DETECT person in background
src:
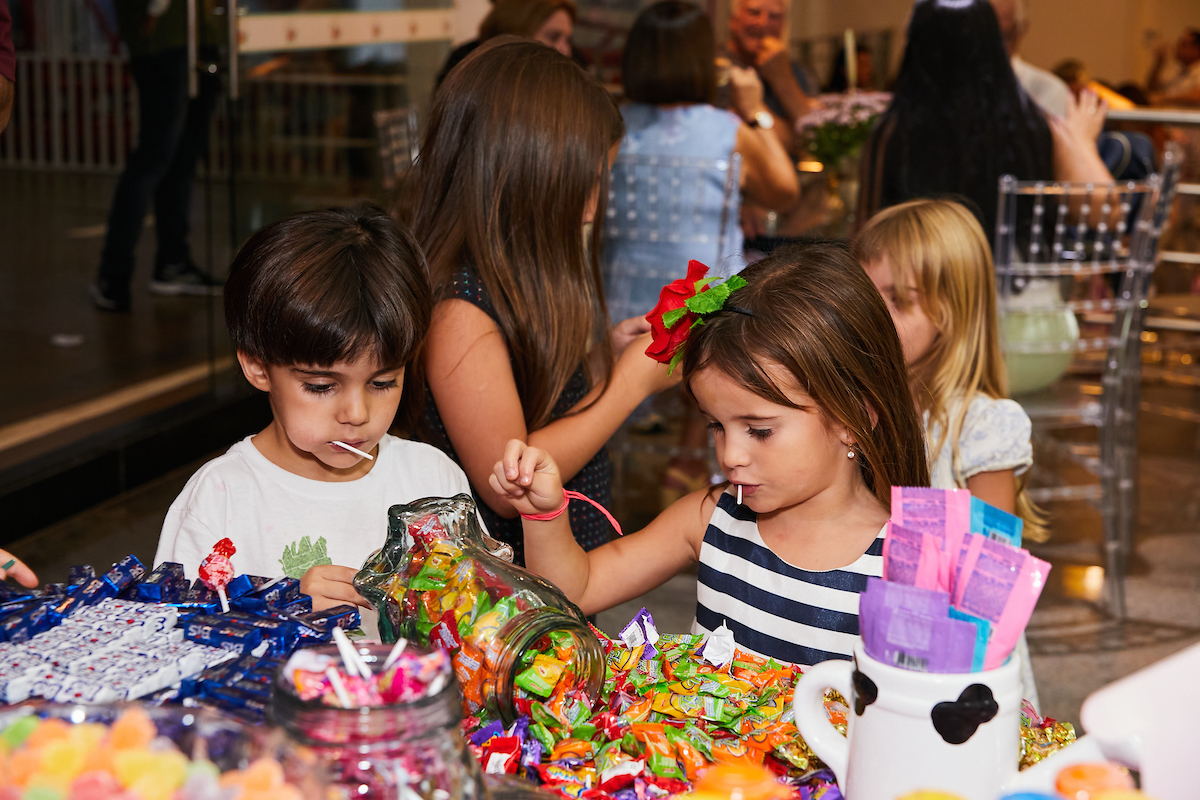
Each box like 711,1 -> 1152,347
823,43 -> 874,93
0,0 -> 14,134
401,40 -> 675,565
608,0 -> 797,323
1146,29 -> 1200,107
723,0 -> 816,150
435,0 -> 575,88
859,0 -> 1112,241
990,0 -> 1070,118
89,0 -> 223,312
607,0 -> 798,504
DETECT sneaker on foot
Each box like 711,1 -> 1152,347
89,281 -> 131,313
148,261 -> 223,296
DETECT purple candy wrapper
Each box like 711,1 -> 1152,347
521,738 -> 542,772
859,578 -> 976,673
618,607 -> 659,661
470,720 -> 505,746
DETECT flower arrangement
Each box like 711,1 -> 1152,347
796,91 -> 892,169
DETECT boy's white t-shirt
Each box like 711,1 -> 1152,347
155,433 -> 474,580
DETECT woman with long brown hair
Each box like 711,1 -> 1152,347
398,40 -> 675,564
435,0 -> 577,87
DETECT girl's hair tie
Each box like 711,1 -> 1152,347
643,260 -> 748,373
726,305 -> 755,317
520,490 -> 623,535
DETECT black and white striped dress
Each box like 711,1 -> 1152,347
691,490 -> 885,667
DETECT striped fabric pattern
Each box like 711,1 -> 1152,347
691,491 -> 885,666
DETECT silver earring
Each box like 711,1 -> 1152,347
847,449 -> 855,459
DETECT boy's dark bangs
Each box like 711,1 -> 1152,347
258,271 -> 413,369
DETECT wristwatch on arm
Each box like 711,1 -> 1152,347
745,109 -> 775,130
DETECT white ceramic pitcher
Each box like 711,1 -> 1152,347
791,643 -> 1022,800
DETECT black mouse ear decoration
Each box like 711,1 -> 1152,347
851,669 -> 878,716
930,683 -> 998,744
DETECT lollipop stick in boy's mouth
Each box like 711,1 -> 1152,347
332,441 -> 374,460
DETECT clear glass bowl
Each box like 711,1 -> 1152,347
354,495 -> 605,724
270,642 -> 487,800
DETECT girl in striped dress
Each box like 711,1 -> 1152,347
491,243 -> 930,667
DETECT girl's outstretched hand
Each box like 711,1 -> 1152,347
490,440 -> 566,518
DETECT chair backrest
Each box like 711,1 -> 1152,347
373,107 -> 419,190
604,152 -> 743,276
993,145 -> 1183,396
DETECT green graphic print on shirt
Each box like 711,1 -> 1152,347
280,535 -> 333,579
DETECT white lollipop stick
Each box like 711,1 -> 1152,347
325,666 -> 352,708
382,638 -> 409,671
257,574 -> 287,593
332,627 -> 372,680
217,587 -> 230,614
737,484 -> 742,506
332,441 -> 374,460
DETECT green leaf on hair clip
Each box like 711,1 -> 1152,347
662,306 -> 689,330
686,275 -> 748,316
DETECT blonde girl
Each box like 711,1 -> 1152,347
854,198 -> 1045,540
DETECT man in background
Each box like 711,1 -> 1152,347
991,0 -> 1070,117
89,0 -> 222,312
0,0 -> 14,134
724,0 -> 815,149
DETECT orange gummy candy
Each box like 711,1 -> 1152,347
25,718 -> 71,749
110,708 -> 156,750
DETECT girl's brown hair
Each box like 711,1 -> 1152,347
479,0 -> 576,40
397,39 -> 624,430
682,241 -> 930,508
853,198 -> 1046,540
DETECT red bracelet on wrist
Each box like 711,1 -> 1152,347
519,489 -> 624,536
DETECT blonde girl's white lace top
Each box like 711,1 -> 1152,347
924,394 -> 1033,489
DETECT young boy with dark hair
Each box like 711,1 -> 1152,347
155,205 -> 472,611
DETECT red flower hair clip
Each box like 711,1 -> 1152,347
644,260 -> 748,373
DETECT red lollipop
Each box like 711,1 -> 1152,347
200,537 -> 237,612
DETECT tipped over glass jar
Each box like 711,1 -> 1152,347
354,495 -> 605,726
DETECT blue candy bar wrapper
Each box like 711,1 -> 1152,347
68,565 -> 96,586
224,574 -> 267,601
276,595 -> 313,616
0,601 -> 59,643
137,562 -> 187,603
0,581 -> 36,602
295,605 -> 361,637
200,683 -> 269,716
969,496 -> 1023,548
160,580 -> 193,604
104,555 -> 146,592
222,610 -> 301,658
230,577 -> 302,613
949,606 -> 992,672
55,577 -> 117,617
42,583 -> 71,598
184,616 -> 263,654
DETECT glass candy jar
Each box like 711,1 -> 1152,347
354,494 -> 605,725
271,642 -> 487,800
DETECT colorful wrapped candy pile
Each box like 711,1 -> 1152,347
0,706 -> 306,800
464,609 -> 842,799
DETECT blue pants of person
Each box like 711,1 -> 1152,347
97,47 -> 218,302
